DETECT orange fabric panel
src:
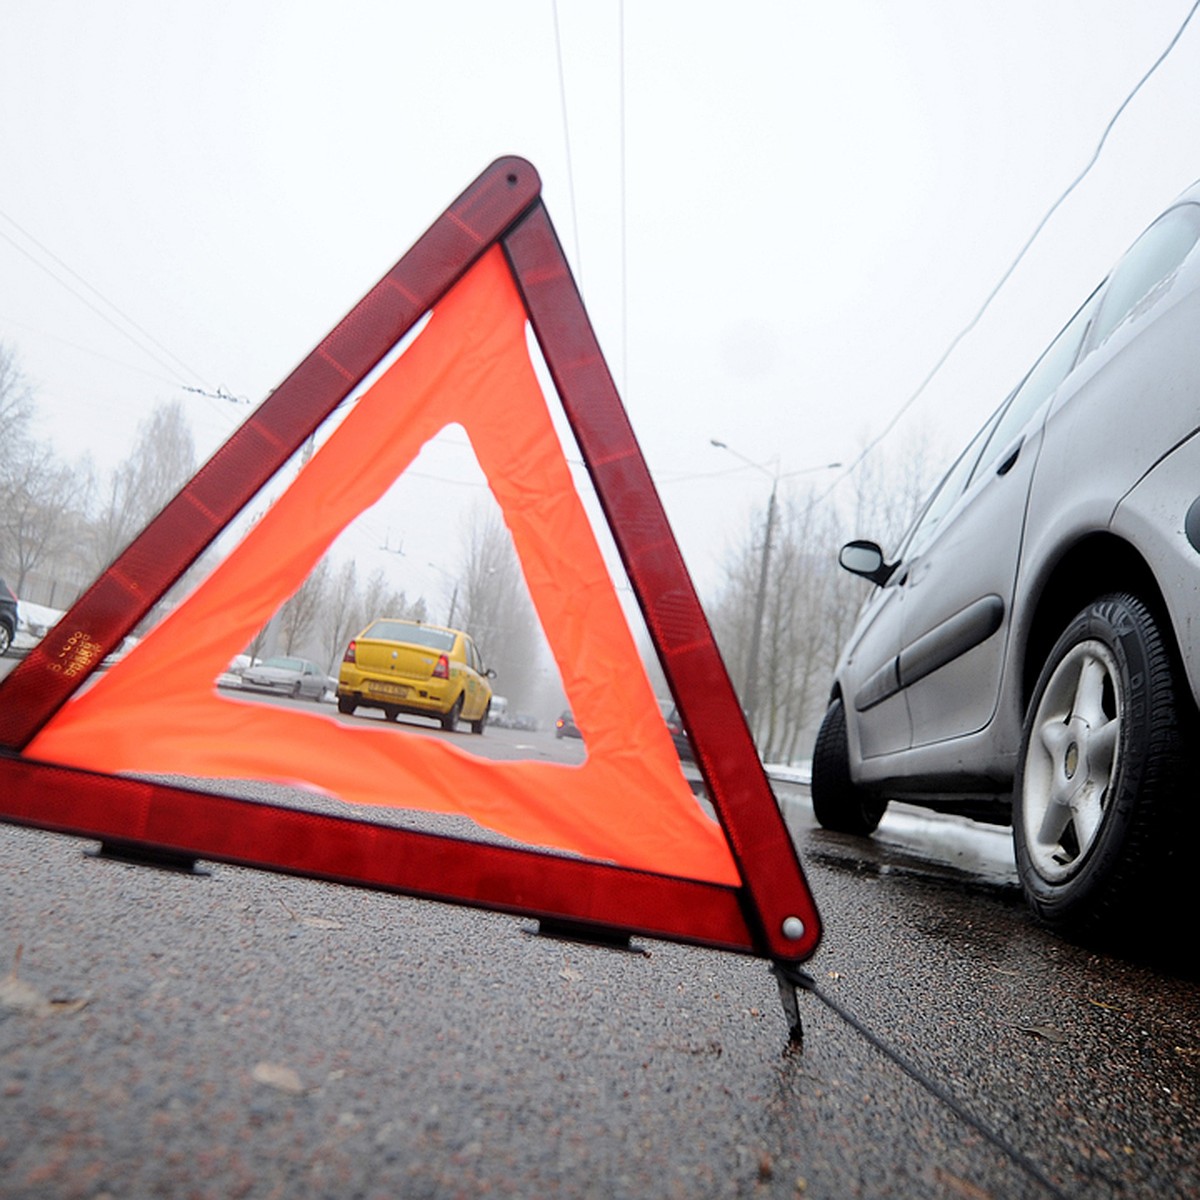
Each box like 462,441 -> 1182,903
28,248 -> 739,887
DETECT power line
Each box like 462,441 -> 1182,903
654,463 -> 770,486
0,312 -> 183,391
618,0 -> 629,401
824,0 -> 1200,499
551,0 -> 585,288
181,385 -> 250,407
549,2 -> 629,397
0,208 -> 215,391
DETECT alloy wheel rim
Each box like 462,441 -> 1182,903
1021,639 -> 1122,883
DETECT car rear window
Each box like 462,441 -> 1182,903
1086,202 -> 1200,352
364,621 -> 456,651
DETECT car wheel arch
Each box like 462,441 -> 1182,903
1013,590 -> 1192,940
1019,533 -> 1175,712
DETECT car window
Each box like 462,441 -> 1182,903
899,414 -> 1000,562
1084,202 -> 1200,354
968,287 -> 1101,486
365,620 -> 456,651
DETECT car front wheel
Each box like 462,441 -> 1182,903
1013,593 -> 1189,941
0,624 -> 11,656
811,698 -> 888,836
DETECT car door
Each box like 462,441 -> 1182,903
838,568 -> 913,759
899,291 -> 1100,748
461,636 -> 484,717
843,412 -> 1001,759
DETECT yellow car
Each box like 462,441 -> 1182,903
337,618 -> 494,733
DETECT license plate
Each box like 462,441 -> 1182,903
369,681 -> 408,698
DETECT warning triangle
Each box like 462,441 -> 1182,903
0,158 -> 821,964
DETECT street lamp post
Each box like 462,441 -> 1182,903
427,562 -> 459,626
710,440 -> 841,747
743,475 -> 777,737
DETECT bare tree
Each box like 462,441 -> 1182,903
0,342 -> 33,436
455,504 -> 540,708
709,490 -> 837,760
87,399 -> 197,572
847,424 -> 939,557
244,624 -> 271,665
707,428 -> 942,762
277,556 -> 331,655
0,438 -> 90,595
756,495 -> 841,762
350,568 -> 425,634
319,558 -> 361,672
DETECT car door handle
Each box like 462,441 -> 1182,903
996,437 -> 1024,476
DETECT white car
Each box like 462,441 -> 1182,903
814,180 -> 1200,943
239,655 -> 334,702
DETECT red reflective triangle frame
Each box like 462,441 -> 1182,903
0,158 -> 820,963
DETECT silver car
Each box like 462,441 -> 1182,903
239,655 -> 333,701
813,180 -> 1200,943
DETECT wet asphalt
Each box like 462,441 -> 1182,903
2,761 -> 1198,1200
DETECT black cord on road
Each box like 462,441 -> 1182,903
775,964 -> 1074,1200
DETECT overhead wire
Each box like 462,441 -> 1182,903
552,2 -> 628,395
820,0 -> 1200,503
0,208 -> 250,442
618,0 -> 629,401
551,0 -> 585,288
0,208 -> 215,392
549,16 -> 1113,1180
0,312 -> 184,391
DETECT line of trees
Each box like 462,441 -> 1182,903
453,504 -> 543,710
250,556 -> 428,675
1,343 -> 202,604
0,341 -> 432,675
705,433 -> 937,761
2,337 -> 940,749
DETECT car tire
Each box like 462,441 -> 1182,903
0,623 -> 11,656
337,695 -> 358,716
441,693 -> 464,732
471,703 -> 489,735
1013,592 -> 1189,942
811,698 -> 888,836
383,705 -> 400,722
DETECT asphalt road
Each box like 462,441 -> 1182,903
2,693 -> 1198,1199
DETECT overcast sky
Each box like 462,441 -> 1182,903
3,1 -> 1199,608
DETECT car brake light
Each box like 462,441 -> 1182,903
343,640 -> 357,664
432,654 -> 450,679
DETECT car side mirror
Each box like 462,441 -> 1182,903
485,668 -> 497,679
839,540 -> 896,587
